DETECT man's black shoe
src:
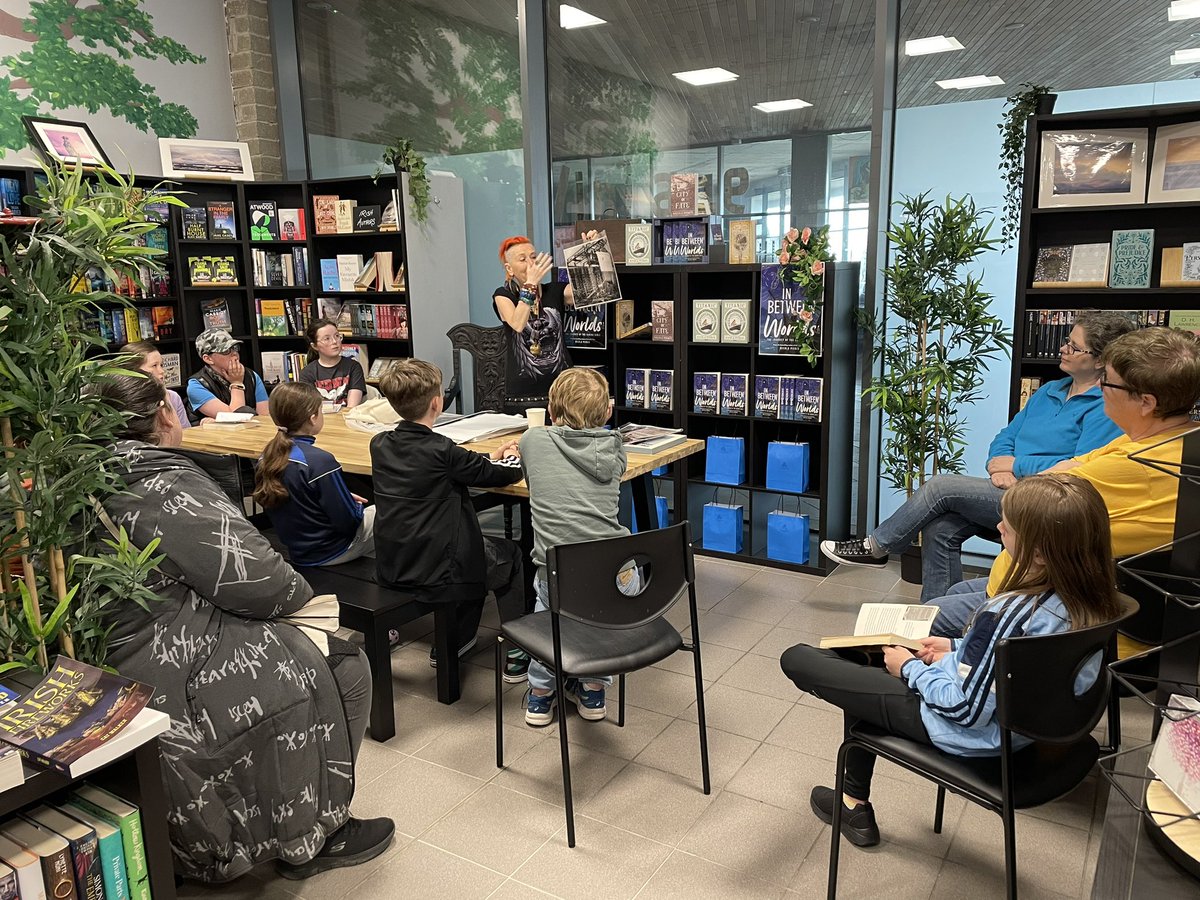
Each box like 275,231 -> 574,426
275,816 -> 396,880
810,786 -> 881,848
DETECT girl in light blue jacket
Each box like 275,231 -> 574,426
782,474 -> 1121,847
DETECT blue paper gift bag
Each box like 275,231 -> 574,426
704,436 -> 746,485
703,501 -> 744,553
630,496 -> 670,533
766,441 -> 810,493
767,510 -> 810,564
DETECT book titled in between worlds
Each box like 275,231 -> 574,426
0,657 -> 152,776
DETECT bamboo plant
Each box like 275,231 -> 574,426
862,192 -> 1011,499
0,162 -> 179,673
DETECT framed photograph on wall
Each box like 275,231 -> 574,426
1037,129 -> 1149,208
159,138 -> 254,182
22,116 -> 112,170
1148,121 -> 1200,203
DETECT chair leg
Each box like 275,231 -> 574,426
691,648 -> 711,795
828,742 -> 851,900
1002,804 -> 1018,900
495,637 -> 504,769
1103,681 -> 1122,755
554,666 -> 576,847
933,786 -> 946,834
617,674 -> 626,728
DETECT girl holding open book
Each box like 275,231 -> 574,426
780,474 -> 1121,848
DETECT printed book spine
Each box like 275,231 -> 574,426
63,805 -> 129,900
67,789 -> 148,900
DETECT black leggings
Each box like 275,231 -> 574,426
780,644 -> 934,800
327,642 -> 371,764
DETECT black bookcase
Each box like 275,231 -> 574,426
1009,100 -> 1200,415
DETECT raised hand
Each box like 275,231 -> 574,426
526,252 -> 554,286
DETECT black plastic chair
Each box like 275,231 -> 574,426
494,521 -> 711,847
826,593 -> 1137,900
170,447 -> 253,508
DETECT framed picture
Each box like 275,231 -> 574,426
159,138 -> 254,182
21,116 -> 112,170
1148,121 -> 1200,203
1037,129 -> 1149,208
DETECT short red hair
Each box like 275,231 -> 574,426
499,235 -> 532,263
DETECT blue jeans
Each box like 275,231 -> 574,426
527,579 -> 615,693
924,577 -> 989,638
872,475 -> 1004,602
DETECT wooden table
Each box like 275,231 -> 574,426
181,414 -> 703,525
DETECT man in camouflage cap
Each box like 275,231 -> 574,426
187,328 -> 271,420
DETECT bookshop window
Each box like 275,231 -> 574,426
722,139 -> 792,262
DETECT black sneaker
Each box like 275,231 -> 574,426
809,786 -> 880,848
503,648 -> 531,684
820,538 -> 888,569
275,816 -> 396,880
429,635 -> 479,667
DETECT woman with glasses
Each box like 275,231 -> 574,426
298,318 -> 365,410
823,309 -> 1134,601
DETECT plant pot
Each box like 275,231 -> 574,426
900,545 -> 923,585
1036,93 -> 1057,116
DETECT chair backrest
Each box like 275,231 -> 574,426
446,322 -> 507,412
546,521 -> 695,629
995,593 -> 1138,743
170,447 -> 250,507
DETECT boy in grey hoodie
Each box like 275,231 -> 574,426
519,367 -> 630,726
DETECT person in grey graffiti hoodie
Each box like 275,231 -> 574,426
518,367 -> 631,726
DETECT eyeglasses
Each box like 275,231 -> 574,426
1061,340 -> 1096,356
1099,377 -> 1140,394
316,334 -> 343,345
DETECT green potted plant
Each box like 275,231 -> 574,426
998,82 -> 1055,250
862,193 -> 1011,582
380,138 -> 431,225
0,162 -> 179,673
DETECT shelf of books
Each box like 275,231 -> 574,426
1011,100 -> 1200,414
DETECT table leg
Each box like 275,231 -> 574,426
433,605 -> 462,705
363,622 -> 396,741
630,473 -> 659,530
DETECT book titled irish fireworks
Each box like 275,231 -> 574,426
0,657 -> 154,777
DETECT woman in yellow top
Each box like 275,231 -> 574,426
927,326 -> 1200,637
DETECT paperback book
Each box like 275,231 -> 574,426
754,375 -> 781,419
669,173 -> 698,217
181,206 -> 207,240
625,223 -> 652,266
1161,244 -> 1200,286
248,200 -> 279,240
201,298 -> 232,331
719,373 -> 748,416
279,207 -> 306,241
720,299 -> 752,344
617,423 -> 686,454
651,300 -> 674,342
563,305 -> 607,349
1109,228 -> 1154,289
205,201 -> 236,240
729,219 -> 756,264
624,367 -> 649,408
819,603 -> 941,652
692,299 -> 721,342
649,369 -> 674,411
68,784 -> 150,900
759,265 -> 822,356
312,195 -> 339,234
693,372 -> 720,414
335,199 -> 358,233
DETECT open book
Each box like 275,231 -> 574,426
819,603 -> 940,652
432,411 -> 528,444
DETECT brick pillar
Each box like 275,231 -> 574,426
225,0 -> 283,180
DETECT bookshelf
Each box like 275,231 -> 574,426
1010,100 -> 1200,414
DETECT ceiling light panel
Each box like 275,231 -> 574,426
673,67 -> 739,86
559,5 -> 606,29
753,99 -> 814,112
904,35 -> 964,56
1169,1 -> 1200,21
936,75 -> 1005,90
1170,47 -> 1200,64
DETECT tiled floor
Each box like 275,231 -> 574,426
182,556 -> 1150,900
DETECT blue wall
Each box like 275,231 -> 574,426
882,79 -> 1200,557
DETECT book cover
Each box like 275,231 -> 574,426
669,173 -> 698,216
720,298 -> 752,344
279,207 -> 305,241
144,227 -> 168,253
624,367 -> 649,408
181,206 -> 208,240
616,299 -> 635,338
794,377 -> 823,423
649,369 -> 674,411
563,305 -> 607,349
1066,243 -> 1110,286
625,223 -> 652,266
384,303 -> 409,340
341,343 -> 370,381
758,265 -> 822,356
719,373 -> 748,416
1031,245 -> 1073,286
62,805 -> 128,900
1109,228 -> 1154,289
1170,309 -> 1200,337
0,861 -> 14,900
1185,242 -> 1200,282
67,785 -> 148,900
729,219 -> 756,265
212,256 -> 238,285
819,603 -> 939,652
651,299 -> 674,342
367,357 -> 405,380
0,177 -> 22,215
247,200 -> 279,240
319,258 -> 339,292
258,300 -> 289,336
187,256 -> 214,286
26,807 -> 104,900
336,254 -> 363,292
563,231 -> 622,308
0,833 -> 44,900
0,658 -> 152,776
679,220 -> 707,263
693,372 -> 720,414
692,299 -> 721,342
353,204 -> 382,233
379,193 -> 400,232
261,350 -> 288,385
754,375 -> 781,419
0,819 -> 75,900
201,298 -> 231,331
312,194 -> 339,234
335,199 -> 358,233
205,201 -> 236,240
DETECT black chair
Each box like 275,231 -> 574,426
494,521 -> 711,847
170,447 -> 254,509
826,593 -> 1137,900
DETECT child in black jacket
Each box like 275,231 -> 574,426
371,359 -> 527,665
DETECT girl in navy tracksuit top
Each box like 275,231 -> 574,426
253,381 -> 375,566
781,474 -> 1121,848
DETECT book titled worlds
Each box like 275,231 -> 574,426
0,657 -> 162,778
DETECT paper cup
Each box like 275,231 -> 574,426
526,407 -> 546,427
